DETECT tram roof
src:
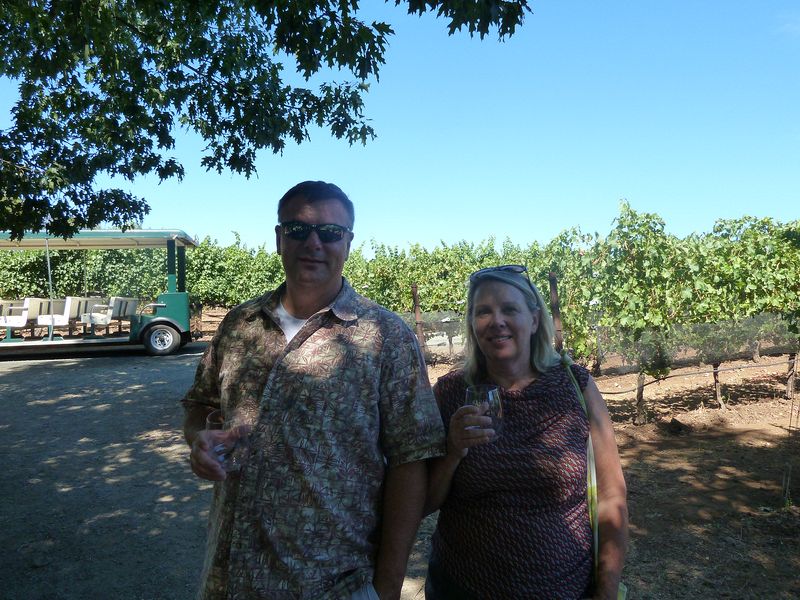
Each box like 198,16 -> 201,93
0,229 -> 198,250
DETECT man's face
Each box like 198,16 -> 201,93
275,196 -> 353,291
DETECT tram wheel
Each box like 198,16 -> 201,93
144,324 -> 180,356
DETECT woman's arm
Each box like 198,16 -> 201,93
584,377 -> 629,600
424,403 -> 494,515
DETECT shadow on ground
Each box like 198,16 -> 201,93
1,345 -> 210,600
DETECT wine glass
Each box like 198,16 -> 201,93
464,384 -> 503,439
205,409 -> 251,472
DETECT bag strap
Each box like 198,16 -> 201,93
561,351 -> 628,600
561,351 -> 600,583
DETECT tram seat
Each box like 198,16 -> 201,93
79,297 -> 111,332
119,297 -> 139,320
0,299 -> 23,317
0,297 -> 49,330
111,297 -> 139,332
78,297 -> 103,315
37,296 -> 83,332
43,298 -> 66,316
80,296 -> 138,334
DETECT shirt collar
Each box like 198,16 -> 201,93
258,277 -> 359,322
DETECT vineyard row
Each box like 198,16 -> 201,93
2,205 -> 799,380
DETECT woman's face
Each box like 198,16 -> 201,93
471,280 -> 540,372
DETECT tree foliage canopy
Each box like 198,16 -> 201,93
0,0 -> 530,239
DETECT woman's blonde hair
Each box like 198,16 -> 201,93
463,268 -> 560,384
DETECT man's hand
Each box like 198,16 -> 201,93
189,429 -> 230,481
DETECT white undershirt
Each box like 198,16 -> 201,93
274,300 -> 308,343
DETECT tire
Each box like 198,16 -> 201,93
179,331 -> 193,347
143,324 -> 181,356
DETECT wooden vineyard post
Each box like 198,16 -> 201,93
548,272 -> 563,353
411,283 -> 427,354
783,352 -> 798,505
713,361 -> 728,409
634,372 -> 648,425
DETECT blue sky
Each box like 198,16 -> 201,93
2,1 -> 799,253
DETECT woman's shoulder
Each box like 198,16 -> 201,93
540,359 -> 591,391
568,361 -> 591,388
432,368 -> 468,407
433,368 -> 467,391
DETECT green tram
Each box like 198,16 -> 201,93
0,229 -> 198,356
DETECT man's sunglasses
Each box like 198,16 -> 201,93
279,221 -> 352,243
469,264 -> 529,283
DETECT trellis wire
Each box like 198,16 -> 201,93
597,357 -> 794,395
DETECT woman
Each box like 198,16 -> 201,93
425,265 -> 627,599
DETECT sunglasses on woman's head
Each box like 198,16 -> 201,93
469,264 -> 540,309
469,264 -> 529,283
279,221 -> 352,243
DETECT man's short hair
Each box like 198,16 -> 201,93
277,181 -> 355,227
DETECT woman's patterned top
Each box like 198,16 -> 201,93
430,363 -> 593,599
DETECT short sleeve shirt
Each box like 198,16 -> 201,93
182,279 -> 445,599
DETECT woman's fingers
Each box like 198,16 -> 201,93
456,425 -> 495,445
452,405 -> 492,431
448,405 -> 495,455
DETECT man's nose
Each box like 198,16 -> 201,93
302,230 -> 323,248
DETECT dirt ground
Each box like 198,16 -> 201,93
2,345 -> 798,599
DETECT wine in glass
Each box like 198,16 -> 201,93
464,384 -> 503,439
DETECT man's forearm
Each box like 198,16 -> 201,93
373,460 -> 427,600
424,453 -> 461,515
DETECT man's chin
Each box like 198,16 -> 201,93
294,271 -> 329,285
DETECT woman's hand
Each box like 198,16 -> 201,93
447,403 -> 495,458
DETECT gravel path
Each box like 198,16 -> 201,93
2,345 -> 209,600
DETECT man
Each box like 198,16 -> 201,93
183,181 -> 445,600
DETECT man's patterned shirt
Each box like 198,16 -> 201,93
182,280 -> 445,599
